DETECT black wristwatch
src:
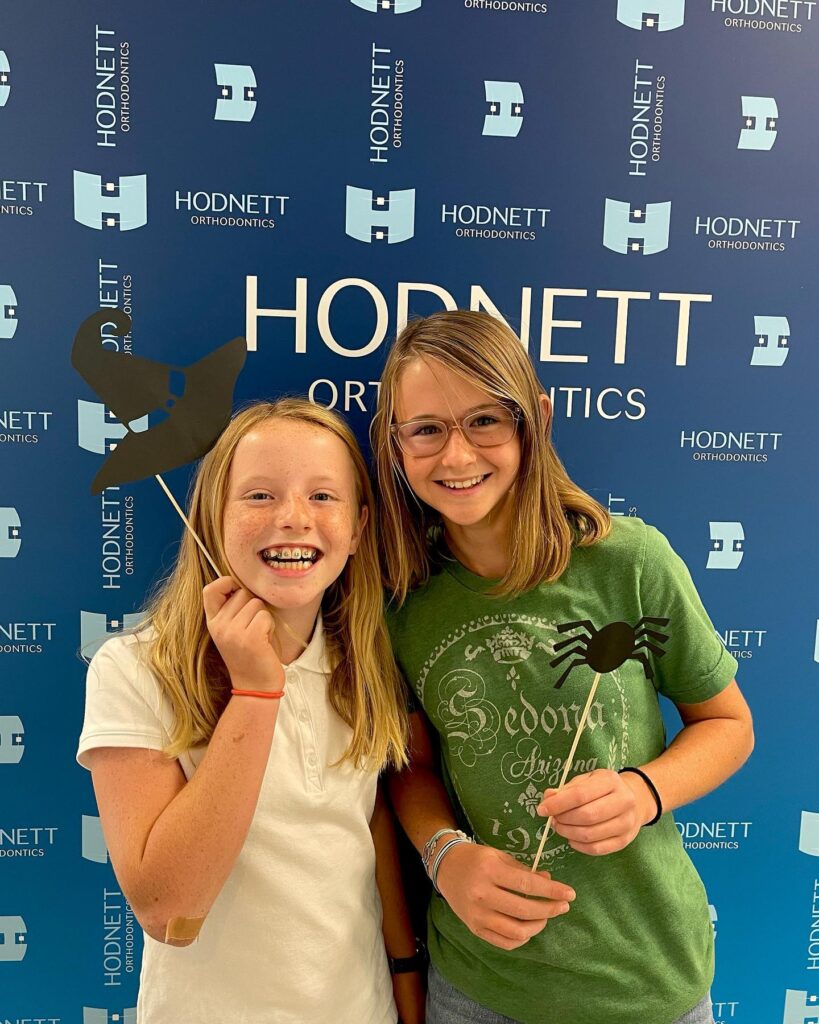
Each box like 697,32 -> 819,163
388,939 -> 427,975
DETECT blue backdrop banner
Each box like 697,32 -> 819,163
1,2 -> 818,1023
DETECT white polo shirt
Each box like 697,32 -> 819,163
77,619 -> 397,1024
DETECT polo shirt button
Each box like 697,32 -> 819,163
307,753 -> 317,768
299,710 -> 309,723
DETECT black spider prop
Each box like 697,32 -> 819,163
72,308 -> 246,493
550,617 -> 670,689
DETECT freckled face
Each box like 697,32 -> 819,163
394,358 -> 522,531
222,421 -> 366,613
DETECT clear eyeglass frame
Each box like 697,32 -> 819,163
390,403 -> 522,457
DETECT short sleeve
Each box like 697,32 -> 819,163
76,633 -> 172,769
639,525 -> 738,704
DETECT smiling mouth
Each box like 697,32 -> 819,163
436,474 -> 490,491
260,545 -> 322,570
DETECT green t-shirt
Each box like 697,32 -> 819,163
388,517 -> 738,1024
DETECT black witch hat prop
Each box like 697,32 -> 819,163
72,308 -> 247,494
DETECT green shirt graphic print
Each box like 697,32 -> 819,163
389,517 -> 738,1024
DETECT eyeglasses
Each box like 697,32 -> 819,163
391,404 -> 521,457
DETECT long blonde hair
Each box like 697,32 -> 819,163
371,310 -> 610,603
145,399 -> 408,769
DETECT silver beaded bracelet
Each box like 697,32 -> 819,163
421,827 -> 468,875
430,835 -> 473,894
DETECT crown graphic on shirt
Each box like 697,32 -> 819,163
485,626 -> 536,664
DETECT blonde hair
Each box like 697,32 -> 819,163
371,310 -> 611,603
144,398 -> 408,769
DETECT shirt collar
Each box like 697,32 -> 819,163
286,612 -> 329,676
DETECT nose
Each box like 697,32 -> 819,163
273,493 -> 312,532
439,425 -> 479,469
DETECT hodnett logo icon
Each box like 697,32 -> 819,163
707,522 -> 744,570
0,51 -> 9,107
81,610 -> 143,661
798,811 -> 819,856
738,96 -> 778,151
73,171 -> 148,231
752,315 -> 789,367
0,916 -> 27,961
707,904 -> 717,939
0,284 -> 18,339
0,715 -> 24,763
603,198 -> 671,254
214,64 -> 257,122
483,81 -> 524,137
350,0 -> 422,11
77,400 -> 149,455
616,0 -> 685,30
0,507 -> 21,558
82,814 -> 109,863
345,185 -> 415,243
783,990 -> 818,1024
83,1009 -> 137,1024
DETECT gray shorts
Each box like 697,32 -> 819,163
426,962 -> 714,1024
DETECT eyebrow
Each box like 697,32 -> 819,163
399,403 -> 501,422
235,474 -> 344,488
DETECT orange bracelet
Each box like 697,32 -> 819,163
231,688 -> 285,700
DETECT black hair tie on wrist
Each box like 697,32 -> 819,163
619,766 -> 663,826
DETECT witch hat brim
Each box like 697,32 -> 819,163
73,309 -> 176,425
72,309 -> 247,494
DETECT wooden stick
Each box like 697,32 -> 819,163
154,474 -> 221,576
531,671 -> 603,873
153,473 -> 307,652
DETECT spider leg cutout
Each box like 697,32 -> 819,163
552,632 -> 591,654
553,658 -> 589,690
557,619 -> 597,634
550,643 -> 589,668
633,638 -> 667,659
631,651 -> 655,680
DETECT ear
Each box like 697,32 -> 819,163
538,393 -> 553,434
349,504 -> 369,555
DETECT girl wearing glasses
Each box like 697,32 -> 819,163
371,311 -> 754,1024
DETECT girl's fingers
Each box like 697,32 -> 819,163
202,576 -> 239,619
231,596 -> 267,632
494,861 -> 576,904
489,888 -> 572,923
552,793 -> 628,827
553,812 -> 633,844
481,909 -> 563,945
537,770 -> 618,817
568,836 -> 629,857
213,585 -> 256,623
474,926 -> 529,952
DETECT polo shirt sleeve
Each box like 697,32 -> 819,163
638,524 -> 738,705
76,634 -> 171,769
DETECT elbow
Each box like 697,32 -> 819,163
736,708 -> 755,767
130,894 -> 204,947
744,718 -> 755,762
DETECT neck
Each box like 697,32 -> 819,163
270,599 -> 321,664
444,507 -> 512,580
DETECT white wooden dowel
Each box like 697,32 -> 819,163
531,671 -> 603,873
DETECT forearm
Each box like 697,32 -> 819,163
133,696 -> 280,936
387,763 -> 460,856
372,787 -> 417,958
639,715 -> 754,818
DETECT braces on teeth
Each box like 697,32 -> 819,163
262,547 -> 320,563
